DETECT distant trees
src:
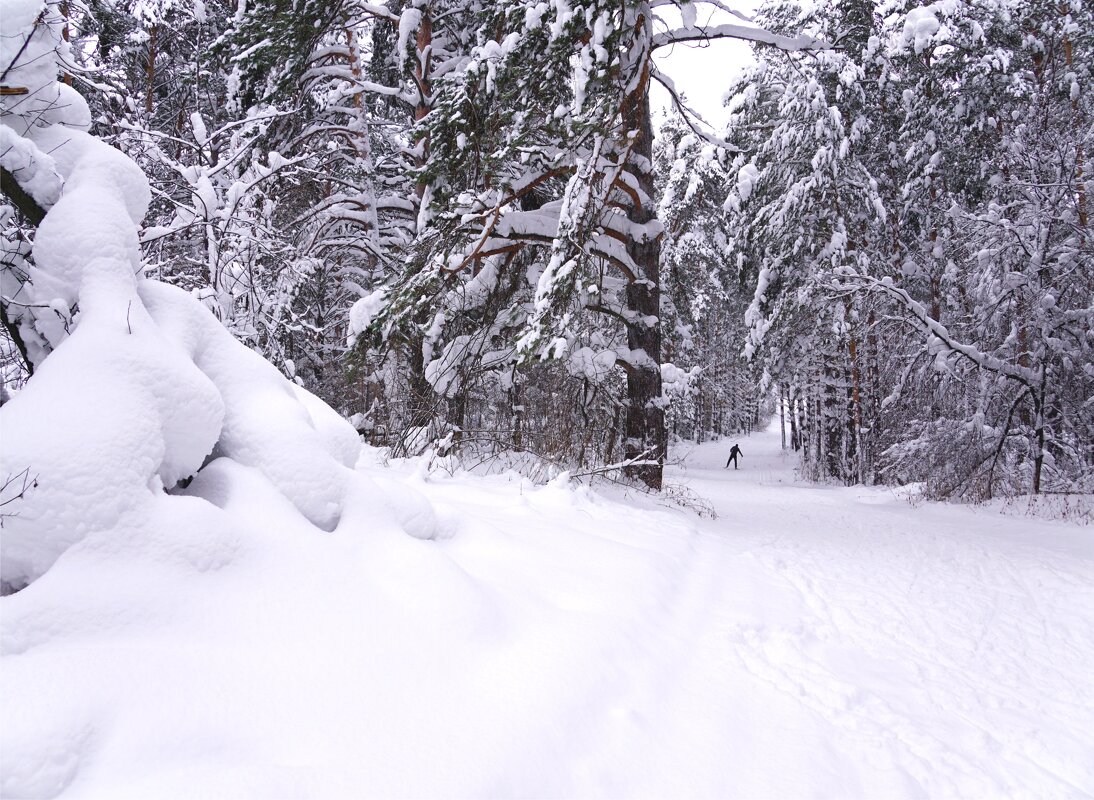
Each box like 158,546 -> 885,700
656,118 -> 760,441
716,0 -> 1093,497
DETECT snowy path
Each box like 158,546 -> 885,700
620,433 -> 1094,798
3,427 -> 1093,798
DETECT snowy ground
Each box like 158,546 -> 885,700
3,427 -> 1093,799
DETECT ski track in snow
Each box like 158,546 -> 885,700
2,427 -> 1093,799
615,436 -> 1094,799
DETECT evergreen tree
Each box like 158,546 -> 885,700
375,0 -> 824,488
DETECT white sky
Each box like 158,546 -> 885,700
650,3 -> 761,132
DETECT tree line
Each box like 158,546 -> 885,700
717,0 -> 1092,498
2,0 -> 1090,498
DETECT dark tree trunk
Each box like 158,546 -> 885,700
1032,375 -> 1046,494
789,392 -> 800,451
780,385 -> 787,450
510,381 -> 524,452
405,338 -> 433,429
619,49 -> 666,490
447,389 -> 465,444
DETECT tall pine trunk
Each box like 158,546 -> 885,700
619,25 -> 666,490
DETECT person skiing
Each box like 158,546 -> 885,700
725,443 -> 743,470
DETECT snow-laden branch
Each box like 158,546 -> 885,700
648,65 -> 739,151
845,274 -> 1042,388
651,23 -> 829,52
650,0 -> 755,25
0,165 -> 47,224
566,448 -> 660,479
457,206 -> 643,282
302,67 -> 418,108
354,2 -> 401,23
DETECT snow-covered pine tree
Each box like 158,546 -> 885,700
373,0 -> 824,488
867,0 -> 1093,497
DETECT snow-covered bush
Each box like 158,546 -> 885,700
0,1 -> 429,594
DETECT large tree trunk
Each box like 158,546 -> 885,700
622,279 -> 665,489
619,28 -> 666,490
1032,374 -> 1046,495
413,7 -> 434,205
780,385 -> 787,450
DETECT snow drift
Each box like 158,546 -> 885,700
0,0 -> 424,591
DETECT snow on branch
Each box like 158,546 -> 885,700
0,165 -> 47,225
353,2 -> 401,23
566,448 -> 661,479
844,274 -> 1043,388
446,161 -> 651,282
455,205 -> 643,282
649,66 -> 739,152
651,23 -> 829,52
651,0 -> 756,26
302,67 -> 417,107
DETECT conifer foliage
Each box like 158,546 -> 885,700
2,0 -> 1088,498
717,0 -> 1093,497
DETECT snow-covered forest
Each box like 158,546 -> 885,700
1,0 -> 1092,795
5,0 -> 1090,497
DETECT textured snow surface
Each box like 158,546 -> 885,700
3,428 -> 1092,799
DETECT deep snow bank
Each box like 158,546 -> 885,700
0,0 -> 419,594
0,452 -> 701,798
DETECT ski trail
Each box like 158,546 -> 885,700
588,427 -> 1094,799
5,424 -> 1091,799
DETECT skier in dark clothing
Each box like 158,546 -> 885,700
725,443 -> 743,469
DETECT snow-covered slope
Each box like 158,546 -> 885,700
3,428 -> 1092,799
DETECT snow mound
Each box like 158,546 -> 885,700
0,15 -> 400,594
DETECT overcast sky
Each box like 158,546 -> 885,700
650,3 -> 761,132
